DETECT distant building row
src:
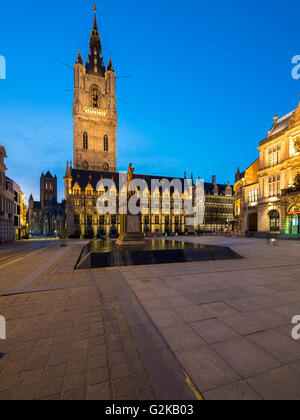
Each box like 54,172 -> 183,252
0,146 -> 27,241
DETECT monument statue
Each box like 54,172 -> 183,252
127,163 -> 134,187
116,163 -> 146,246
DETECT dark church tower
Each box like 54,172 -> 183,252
40,171 -> 57,208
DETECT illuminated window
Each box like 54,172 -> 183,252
248,189 -> 258,203
269,210 -> 280,231
103,162 -> 109,172
235,200 -> 241,215
104,135 -> 109,152
269,145 -> 281,166
74,200 -> 80,206
82,161 -> 89,170
83,133 -> 88,150
268,174 -> 280,197
91,88 -> 100,108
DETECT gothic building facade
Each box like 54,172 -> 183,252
28,171 -> 65,237
64,7 -> 234,238
73,7 -> 117,173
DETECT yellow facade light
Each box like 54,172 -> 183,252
83,106 -> 107,117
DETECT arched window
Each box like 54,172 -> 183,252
91,87 -> 100,108
82,161 -> 89,170
104,135 -> 109,152
288,204 -> 300,235
83,132 -> 88,150
269,210 -> 280,232
103,162 -> 109,172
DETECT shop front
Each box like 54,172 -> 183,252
287,204 -> 300,235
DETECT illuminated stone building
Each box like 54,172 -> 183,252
202,176 -> 234,232
10,179 -> 23,240
234,160 -> 259,233
73,5 -> 117,173
65,164 -> 233,238
64,7 -> 234,238
235,100 -> 300,235
0,146 -> 14,241
28,171 -> 65,236
20,191 -> 28,239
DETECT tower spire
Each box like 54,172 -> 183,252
93,4 -> 98,30
76,49 -> 83,65
86,4 -> 106,76
107,56 -> 114,72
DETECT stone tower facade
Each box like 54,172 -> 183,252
73,6 -> 117,173
40,171 -> 57,208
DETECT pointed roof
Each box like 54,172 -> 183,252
44,171 -> 53,178
93,4 -> 98,31
107,57 -> 114,72
191,172 -> 194,185
0,145 -> 7,158
65,161 -> 72,178
70,168 -> 233,197
86,5 -> 106,76
76,50 -> 84,65
29,194 -> 34,201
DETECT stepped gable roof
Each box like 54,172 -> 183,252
71,169 -> 232,196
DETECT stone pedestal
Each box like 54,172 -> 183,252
116,214 -> 146,246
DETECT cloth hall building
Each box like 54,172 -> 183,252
64,7 -> 234,238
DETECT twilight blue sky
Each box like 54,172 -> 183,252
0,0 -> 300,202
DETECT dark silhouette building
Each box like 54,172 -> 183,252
28,171 -> 65,236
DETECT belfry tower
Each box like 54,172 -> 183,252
73,5 -> 117,173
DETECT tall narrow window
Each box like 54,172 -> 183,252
83,132 -> 88,150
91,88 -> 100,108
269,210 -> 280,232
276,174 -> 281,196
103,162 -> 109,172
104,135 -> 109,152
